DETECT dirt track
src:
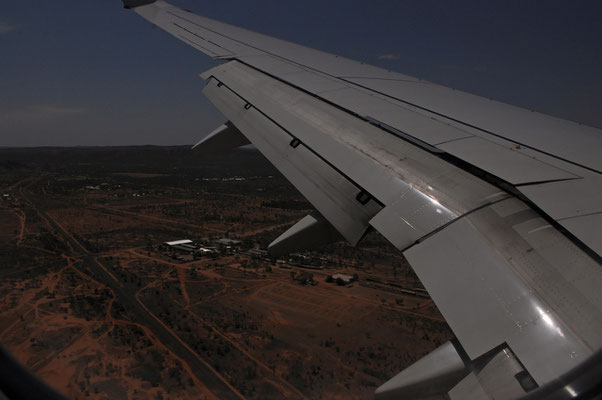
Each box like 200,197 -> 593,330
19,182 -> 245,400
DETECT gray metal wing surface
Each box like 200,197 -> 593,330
122,1 -> 602,399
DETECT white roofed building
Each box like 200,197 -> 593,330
165,239 -> 193,246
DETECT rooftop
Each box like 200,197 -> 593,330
332,273 -> 354,283
165,239 -> 193,246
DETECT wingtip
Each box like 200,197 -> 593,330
123,0 -> 158,9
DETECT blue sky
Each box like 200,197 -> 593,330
1,0 -> 601,147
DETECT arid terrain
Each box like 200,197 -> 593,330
0,146 -> 452,399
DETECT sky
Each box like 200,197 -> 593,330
0,0 -> 601,147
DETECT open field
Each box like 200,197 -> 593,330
0,147 -> 452,399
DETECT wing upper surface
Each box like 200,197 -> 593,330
132,1 -> 602,173
129,1 -> 601,256
123,2 -> 602,398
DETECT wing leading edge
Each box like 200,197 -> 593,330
122,2 -> 602,399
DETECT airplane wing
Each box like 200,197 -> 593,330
122,1 -> 602,399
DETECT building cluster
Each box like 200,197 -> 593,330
160,238 -> 366,289
161,239 -> 358,288
162,238 -> 334,270
162,238 -> 246,261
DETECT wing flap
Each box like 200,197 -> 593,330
203,61 -> 507,249
268,211 -> 343,256
192,122 -> 250,156
448,347 -> 529,400
369,187 -> 458,251
202,77 -> 381,244
404,197 -> 602,385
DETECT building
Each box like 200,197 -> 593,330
164,239 -> 198,253
197,246 -> 218,255
213,238 -> 242,251
331,273 -> 354,284
165,239 -> 193,246
247,248 -> 269,259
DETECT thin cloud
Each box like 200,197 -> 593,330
377,53 -> 401,60
0,21 -> 16,35
440,64 -> 507,74
0,104 -> 86,123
